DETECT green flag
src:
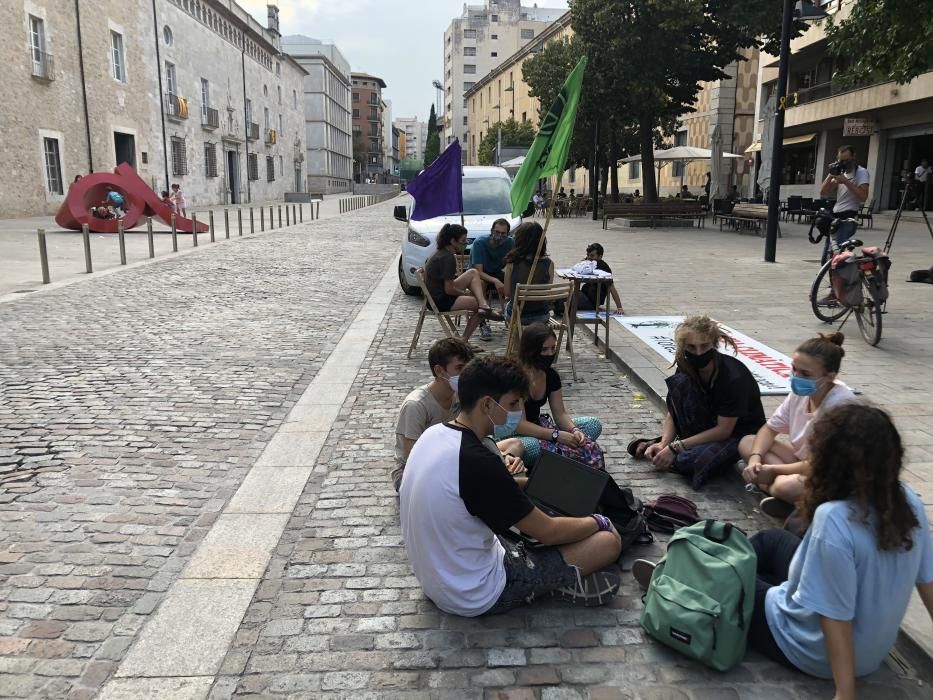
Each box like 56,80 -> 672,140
510,56 -> 587,217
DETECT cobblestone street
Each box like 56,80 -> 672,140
1,200 -> 931,699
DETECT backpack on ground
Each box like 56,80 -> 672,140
640,520 -> 756,672
643,494 -> 701,533
598,477 -> 652,550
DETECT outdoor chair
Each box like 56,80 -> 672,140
858,199 -> 875,229
454,253 -> 504,320
505,281 -> 577,381
407,269 -> 474,358
784,195 -> 803,223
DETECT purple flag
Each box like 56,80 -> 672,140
407,140 -> 463,221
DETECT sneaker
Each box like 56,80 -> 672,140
479,323 -> 493,342
554,567 -> 621,607
631,559 -> 656,592
760,496 -> 795,521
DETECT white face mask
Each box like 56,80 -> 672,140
447,375 -> 459,393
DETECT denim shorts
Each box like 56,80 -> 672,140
483,536 -> 579,615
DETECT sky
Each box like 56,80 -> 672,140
239,0 -> 569,122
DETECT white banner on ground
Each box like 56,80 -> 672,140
613,316 -> 792,395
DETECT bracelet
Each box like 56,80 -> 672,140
667,441 -> 679,455
749,452 -> 762,459
591,514 -> 612,532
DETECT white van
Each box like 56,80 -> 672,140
395,166 -> 531,295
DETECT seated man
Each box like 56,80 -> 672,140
103,187 -> 126,217
679,185 -> 695,199
577,243 -> 624,314
727,185 -> 741,203
400,355 -> 622,617
470,219 -> 514,342
393,338 -> 522,491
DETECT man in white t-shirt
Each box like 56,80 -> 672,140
400,355 -> 621,617
819,145 -> 869,264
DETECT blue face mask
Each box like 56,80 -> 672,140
490,399 -> 522,440
790,374 -> 819,397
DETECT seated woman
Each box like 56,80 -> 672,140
740,332 -> 856,520
632,315 -> 766,489
503,222 -> 555,326
423,223 -> 503,342
634,403 -> 933,698
498,323 -> 603,468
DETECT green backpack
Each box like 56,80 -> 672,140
640,520 -> 757,671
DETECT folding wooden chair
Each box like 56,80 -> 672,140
505,282 -> 577,380
408,269 -> 473,358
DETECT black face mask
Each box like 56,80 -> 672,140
535,354 -> 556,369
685,348 -> 717,370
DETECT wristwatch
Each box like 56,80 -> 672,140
550,429 -> 560,443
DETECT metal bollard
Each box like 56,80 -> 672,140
269,206 -> 274,229
82,224 -> 93,273
260,208 -> 265,231
316,202 -> 320,219
209,211 -> 215,243
192,214 -> 199,247
118,220 -> 127,265
292,204 -> 296,224
238,209 -> 243,236
224,210 -> 230,239
37,229 -> 50,284
278,205 -> 282,228
299,204 -> 303,223
147,217 -> 155,258
249,207 -> 255,233
171,214 -> 178,252
286,206 -> 290,227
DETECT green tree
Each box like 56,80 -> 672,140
826,0 -> 933,85
424,104 -> 440,167
477,119 -> 537,165
352,134 -> 368,181
571,0 -> 794,202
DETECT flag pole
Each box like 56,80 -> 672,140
525,172 -> 561,286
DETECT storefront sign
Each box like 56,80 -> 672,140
843,118 -> 878,137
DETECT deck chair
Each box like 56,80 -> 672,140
407,269 -> 473,358
505,282 -> 577,381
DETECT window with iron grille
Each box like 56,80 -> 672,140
521,29 -> 535,40
464,64 -> 476,74
43,137 -> 63,195
247,153 -> 259,180
464,47 -> 476,56
171,137 -> 187,175
204,142 -> 218,177
266,156 -> 275,182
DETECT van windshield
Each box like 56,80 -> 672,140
462,177 -> 512,216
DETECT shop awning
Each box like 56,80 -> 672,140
744,132 -> 817,153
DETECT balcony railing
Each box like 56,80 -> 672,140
201,106 -> 219,129
247,122 -> 260,140
788,76 -> 885,108
165,93 -> 189,120
265,128 -> 277,145
30,50 -> 54,81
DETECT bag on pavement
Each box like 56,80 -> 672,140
643,494 -> 701,534
640,520 -> 756,672
598,477 -> 652,550
830,257 -> 863,306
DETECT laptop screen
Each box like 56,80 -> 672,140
526,451 -> 609,517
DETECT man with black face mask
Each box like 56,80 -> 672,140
819,145 -> 870,264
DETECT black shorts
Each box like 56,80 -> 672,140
435,294 -> 458,313
483,537 -> 578,615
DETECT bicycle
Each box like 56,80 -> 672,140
808,212 -> 890,346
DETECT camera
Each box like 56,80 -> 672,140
828,161 -> 844,176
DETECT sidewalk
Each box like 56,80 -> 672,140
0,193 -> 363,297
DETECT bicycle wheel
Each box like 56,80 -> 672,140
854,276 -> 883,346
810,263 -> 847,323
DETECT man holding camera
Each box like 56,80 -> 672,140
819,145 -> 870,263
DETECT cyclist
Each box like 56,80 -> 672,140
819,145 -> 869,264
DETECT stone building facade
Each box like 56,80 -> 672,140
443,0 -> 563,157
1,0 -> 306,218
394,117 -> 428,161
281,34 -> 353,194
350,72 -> 387,182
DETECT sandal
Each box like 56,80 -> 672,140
478,307 -> 504,322
626,436 -> 661,459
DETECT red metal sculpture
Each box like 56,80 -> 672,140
56,163 -> 208,233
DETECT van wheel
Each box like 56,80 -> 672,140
399,256 -> 420,296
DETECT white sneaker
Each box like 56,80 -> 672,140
479,323 -> 493,342
554,567 -> 621,607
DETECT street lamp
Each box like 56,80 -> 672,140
764,0 -> 828,262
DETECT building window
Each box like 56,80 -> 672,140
278,114 -> 283,133
521,29 -> 535,40
671,131 -> 688,177
165,61 -> 177,96
463,98 -> 468,108
204,143 -> 218,177
275,61 -> 281,77
352,92 -> 359,102
110,30 -> 126,82
28,15 -> 49,79
464,64 -> 476,74
629,161 -> 640,179
490,14 -> 498,22
353,108 -> 359,118
266,156 -> 275,181
247,153 -> 259,180
464,47 -> 476,56
263,84 -> 268,97
491,52 -> 497,57
782,142 -> 818,185
279,155 -> 284,175
293,89 -> 297,108
462,116 -> 468,126
277,85 -> 282,104
163,25 -> 173,45
200,78 -> 210,116
171,137 -> 187,175
463,29 -> 477,39
521,111 -> 527,122
264,106 -> 270,130
491,34 -> 498,40
42,137 -> 63,195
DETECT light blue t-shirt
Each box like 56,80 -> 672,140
107,191 -> 125,207
469,235 -> 513,277
766,486 -> 933,678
